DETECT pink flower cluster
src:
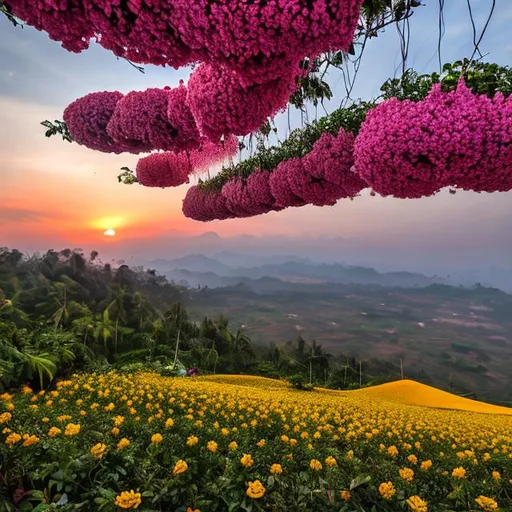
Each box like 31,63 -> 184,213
354,80 -> 512,197
182,186 -> 233,222
136,135 -> 238,188
63,91 -> 128,153
7,0 -> 362,80
188,63 -> 298,140
107,87 -> 196,153
183,128 -> 365,221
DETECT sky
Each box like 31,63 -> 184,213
1,0 -> 511,272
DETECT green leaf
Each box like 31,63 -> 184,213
349,474 -> 371,490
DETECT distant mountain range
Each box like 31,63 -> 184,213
147,253 -> 446,290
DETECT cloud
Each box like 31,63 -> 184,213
0,206 -> 56,222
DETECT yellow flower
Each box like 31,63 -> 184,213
347,450 -> 354,459
114,490 -> 142,509
64,423 -> 81,436
483,453 -> 491,462
186,508 -> 200,512
0,413 -> 12,424
207,440 -> 218,452
408,454 -> 418,465
492,470 -> 501,481
151,433 -> 163,444
113,415 -> 125,427
91,443 -> 107,459
5,432 -> 21,446
48,427 -> 62,438
172,459 -> 188,476
111,427 -> 120,436
270,463 -> 283,475
475,496 -> 498,512
246,480 -> 265,499
186,435 -> 199,447
420,460 -> 432,471
325,456 -> 337,467
289,438 -> 298,447
256,439 -> 266,448
240,453 -> 254,468
309,459 -> 322,471
117,438 -> 131,450
165,418 -> 174,428
228,441 -> 238,450
452,467 -> 466,479
379,482 -> 396,500
0,393 -> 13,401
22,434 -> 39,447
399,468 -> 414,482
340,490 -> 351,501
387,445 -> 399,457
22,386 -> 33,394
42,417 -> 50,423
280,435 -> 289,444
407,495 -> 428,512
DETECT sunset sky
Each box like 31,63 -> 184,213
1,0 -> 511,270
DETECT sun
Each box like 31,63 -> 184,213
103,229 -> 116,237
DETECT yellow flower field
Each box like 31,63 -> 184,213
1,373 -> 511,511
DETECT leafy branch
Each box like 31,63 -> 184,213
41,120 -> 73,143
118,167 -> 138,185
0,1 -> 23,27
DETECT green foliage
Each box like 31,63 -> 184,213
380,59 -> 512,101
117,167 -> 139,185
40,120 -> 73,143
0,1 -> 22,27
288,374 -> 314,391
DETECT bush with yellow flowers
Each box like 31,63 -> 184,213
1,372 -> 511,511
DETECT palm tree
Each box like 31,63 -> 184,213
230,328 -> 254,372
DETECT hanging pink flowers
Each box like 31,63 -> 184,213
166,81 -> 202,152
305,130 -> 366,196
6,0 -> 363,78
5,0 -> 93,53
63,91 -> 127,153
269,159 -> 307,208
187,63 -> 298,141
106,87 -> 181,153
182,186 -> 233,222
136,152 -> 191,188
189,136 -> 239,174
246,171 -> 283,212
136,135 -> 238,189
354,80 -> 512,197
221,178 -> 274,217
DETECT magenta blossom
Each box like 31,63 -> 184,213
189,135 -> 239,174
188,63 -> 298,141
63,91 -> 128,153
221,177 -> 274,217
136,152 -> 191,188
107,88 -> 180,153
355,80 -> 512,197
166,81 -> 202,152
182,185 -> 233,221
6,0 -> 362,81
246,170 -> 283,211
304,130 -> 366,197
269,158 -> 307,208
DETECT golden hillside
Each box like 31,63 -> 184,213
355,378 -> 512,415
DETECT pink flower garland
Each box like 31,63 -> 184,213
354,80 -> 512,197
106,87 -> 182,153
6,0 -> 363,81
187,63 -> 298,140
136,135 -> 239,189
166,81 -> 202,152
269,158 -> 307,208
136,152 -> 191,188
63,91 -> 128,153
182,186 -> 233,222
221,177 -> 274,217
